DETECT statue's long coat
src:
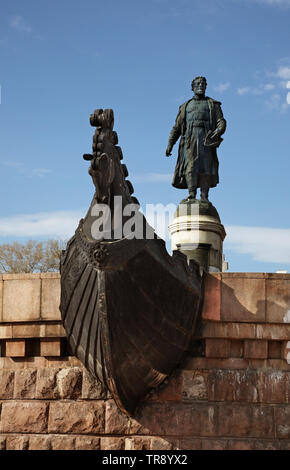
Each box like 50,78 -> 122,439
168,96 -> 226,189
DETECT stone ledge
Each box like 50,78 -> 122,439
203,273 -> 290,324
0,275 -> 61,323
183,356 -> 290,371
1,365 -> 289,405
0,356 -> 82,370
0,273 -> 60,280
0,322 -> 65,340
0,272 -> 289,324
0,433 -> 290,450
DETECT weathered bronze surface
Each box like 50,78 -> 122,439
60,109 -> 203,415
166,76 -> 226,201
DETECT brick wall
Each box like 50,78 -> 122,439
0,272 -> 289,450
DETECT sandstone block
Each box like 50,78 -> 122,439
184,357 -> 249,370
12,324 -> 41,339
40,323 -> 66,338
2,273 -> 40,280
0,402 -> 48,433
205,338 -> 230,358
82,368 -> 107,399
40,273 -> 60,279
101,437 -> 125,450
41,278 -> 61,320
202,273 -> 221,321
218,404 -> 274,438
276,406 -> 290,438
201,322 -> 256,340
35,368 -> 60,399
266,279 -> 290,323
48,401 -> 105,434
5,340 -> 26,357
256,370 -> 287,404
282,341 -> 290,364
182,370 -> 208,400
0,436 -> 6,450
0,325 -> 12,339
280,441 -> 290,450
6,436 -> 29,450
244,340 -> 268,359
139,402 -> 218,437
3,279 -> 41,322
29,436 -> 52,450
227,439 -> 255,450
201,439 -> 227,450
14,368 -> 37,398
226,323 -> 256,339
221,277 -> 266,322
256,324 -> 290,340
0,370 -> 14,399
268,341 -> 282,359
75,436 -> 100,450
268,359 -> 290,371
179,438 -> 202,450
51,436 -> 76,450
208,370 -> 259,403
247,359 -> 268,369
230,340 -> 244,358
150,437 -> 174,450
254,440 -> 281,450
56,367 -> 82,399
105,400 -> 130,434
201,321 -> 228,338
124,437 -> 151,451
40,339 -> 61,357
221,273 -> 266,279
128,416 -> 150,435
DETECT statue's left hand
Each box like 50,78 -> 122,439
210,129 -> 219,138
165,147 -> 172,157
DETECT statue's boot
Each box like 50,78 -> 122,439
188,188 -> 197,200
200,175 -> 210,202
185,173 -> 197,200
200,187 -> 209,202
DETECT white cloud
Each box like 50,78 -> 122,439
276,66 -> 290,80
0,210 -> 83,239
237,83 -> 275,95
263,83 -> 275,91
237,87 -> 250,95
256,0 -> 290,4
213,82 -> 230,94
264,92 -> 288,111
10,16 -> 32,33
1,209 -> 290,267
2,161 -> 51,178
225,225 -> 290,264
132,173 -> 172,183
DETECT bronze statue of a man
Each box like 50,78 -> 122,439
166,76 -> 226,201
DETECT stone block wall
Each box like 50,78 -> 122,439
0,272 -> 290,450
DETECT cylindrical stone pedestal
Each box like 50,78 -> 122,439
168,199 -> 226,272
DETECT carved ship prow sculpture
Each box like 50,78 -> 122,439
60,109 -> 203,416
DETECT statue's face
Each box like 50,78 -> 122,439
193,78 -> 206,96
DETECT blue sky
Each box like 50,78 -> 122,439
0,0 -> 290,272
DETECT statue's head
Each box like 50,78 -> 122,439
191,76 -> 207,96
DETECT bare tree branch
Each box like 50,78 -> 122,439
0,240 -> 66,273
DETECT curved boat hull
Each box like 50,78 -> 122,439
60,223 -> 202,415
60,108 -> 203,415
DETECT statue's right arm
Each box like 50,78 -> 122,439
166,108 -> 182,156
